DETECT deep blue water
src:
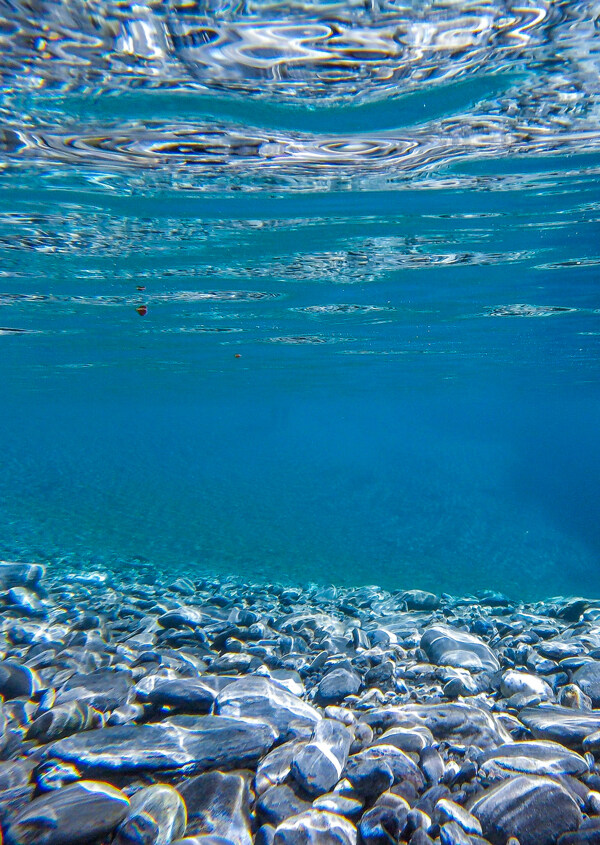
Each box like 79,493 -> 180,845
1,0 -> 599,598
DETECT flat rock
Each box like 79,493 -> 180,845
519,705 -> 600,749
178,770 -> 252,845
54,669 -> 133,712
27,701 -> 102,743
421,626 -> 499,673
45,715 -> 276,774
478,740 -> 589,779
5,780 -> 129,845
273,810 -> 357,845
216,676 -> 320,740
373,703 -> 510,750
138,678 -> 216,713
469,775 -> 583,845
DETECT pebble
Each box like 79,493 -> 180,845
470,775 -> 583,845
5,780 -> 130,844
3,561 -> 600,845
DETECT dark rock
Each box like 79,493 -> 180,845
365,661 -> 395,686
401,591 -> 441,610
257,784 -> 312,826
138,678 -> 216,713
45,715 -> 276,774
291,718 -> 352,796
0,561 -> 44,592
158,606 -> 203,629
27,701 -> 102,743
54,669 -> 133,712
0,660 -> 38,700
5,780 -> 129,845
520,705 -> 600,749
573,663 -> 600,707
434,799 -> 482,835
478,740 -> 589,779
178,770 -> 252,845
470,775 -> 583,845
316,668 -> 361,705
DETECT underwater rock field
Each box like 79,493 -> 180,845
3,561 -> 600,844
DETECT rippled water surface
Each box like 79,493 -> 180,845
1,0 -> 599,598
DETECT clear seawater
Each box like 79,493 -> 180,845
0,0 -> 599,599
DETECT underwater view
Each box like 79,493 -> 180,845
1,1 -> 600,843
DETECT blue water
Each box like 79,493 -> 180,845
1,0 -> 600,599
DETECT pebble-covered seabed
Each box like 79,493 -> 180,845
4,563 -> 600,844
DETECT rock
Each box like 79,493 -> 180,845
401,591 -> 441,610
500,670 -> 553,700
469,775 -> 583,845
478,740 -> 589,779
138,678 -> 216,713
35,761 -> 80,792
359,794 -> 410,845
27,701 -> 102,743
7,586 -> 46,617
316,668 -> 361,705
158,606 -> 203,629
439,821 -> 472,845
519,705 -> 600,749
434,799 -> 482,835
394,703 -> 510,750
5,780 -> 129,845
557,817 -> 600,844
420,746 -> 445,785
273,810 -> 357,845
556,599 -> 589,622
114,784 -> 187,845
558,685 -> 593,710
421,626 -> 499,672
178,770 -> 252,845
312,794 -> 363,819
291,718 -> 352,796
54,669 -> 133,712
258,785 -> 312,826
573,663 -> 600,706
255,742 -> 301,794
0,660 -> 38,700
0,561 -> 44,592
373,726 -> 432,754
45,715 -> 276,774
216,676 -> 320,740
345,745 -> 424,795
